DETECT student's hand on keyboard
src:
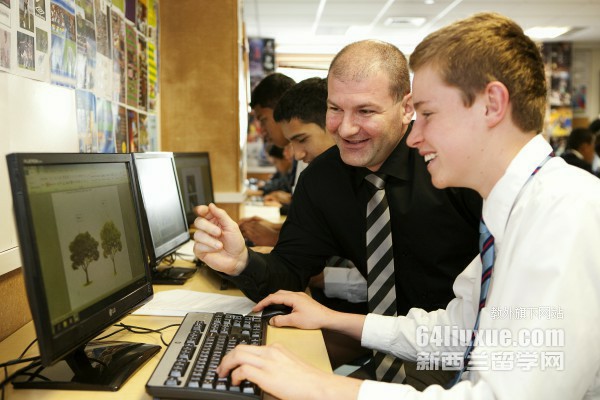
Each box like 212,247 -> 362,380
217,343 -> 362,400
193,203 -> 249,276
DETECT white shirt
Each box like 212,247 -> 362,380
323,261 -> 367,303
359,135 -> 600,399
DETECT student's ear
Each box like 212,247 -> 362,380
484,81 -> 509,128
401,93 -> 415,125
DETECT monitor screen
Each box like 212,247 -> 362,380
173,152 -> 215,225
132,152 -> 190,266
6,153 -> 158,390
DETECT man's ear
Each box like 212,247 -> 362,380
484,81 -> 509,128
401,93 -> 415,125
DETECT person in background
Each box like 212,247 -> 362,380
216,12 -> 600,399
560,127 -> 596,174
240,77 -> 336,247
249,73 -> 305,210
248,144 -> 296,196
194,39 -> 481,388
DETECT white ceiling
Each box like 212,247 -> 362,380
242,0 -> 600,69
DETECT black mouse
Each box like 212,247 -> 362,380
261,304 -> 293,320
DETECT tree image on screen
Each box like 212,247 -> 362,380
69,231 -> 100,286
100,220 -> 123,275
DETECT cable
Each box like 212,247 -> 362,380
96,322 -> 180,347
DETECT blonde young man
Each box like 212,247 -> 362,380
216,13 -> 600,399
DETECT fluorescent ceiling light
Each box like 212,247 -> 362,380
525,26 -> 571,39
384,17 -> 426,27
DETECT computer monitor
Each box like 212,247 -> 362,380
131,152 -> 191,270
6,153 -> 159,391
172,152 -> 215,226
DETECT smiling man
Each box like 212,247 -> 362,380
194,39 -> 481,388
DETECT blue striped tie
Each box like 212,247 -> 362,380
450,219 -> 494,386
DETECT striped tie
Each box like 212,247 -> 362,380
450,219 -> 495,385
365,173 -> 405,383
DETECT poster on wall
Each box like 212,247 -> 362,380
111,7 -> 126,104
50,0 -> 76,87
248,37 -> 275,90
0,25 -> 10,71
10,0 -> 51,81
114,103 -> 128,152
126,108 -> 138,152
146,112 -> 157,150
124,21 -> 137,107
147,38 -> 157,111
93,0 -> 111,99
138,111 -> 148,151
0,0 -> 10,28
137,32 -> 146,110
75,0 -> 96,90
97,97 -> 116,152
75,89 -> 97,152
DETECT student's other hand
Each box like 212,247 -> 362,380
217,343 -> 361,400
193,203 -> 248,276
263,190 -> 291,205
252,291 -> 335,330
239,218 -> 279,246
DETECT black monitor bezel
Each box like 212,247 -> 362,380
6,153 -> 154,367
132,152 -> 190,265
172,151 -> 215,226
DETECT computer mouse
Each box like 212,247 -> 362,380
261,304 -> 293,320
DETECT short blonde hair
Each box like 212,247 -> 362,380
409,12 -> 547,133
329,40 -> 410,102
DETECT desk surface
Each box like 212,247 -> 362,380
0,266 -> 331,399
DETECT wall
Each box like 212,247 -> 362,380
159,0 -> 247,220
0,72 -> 78,339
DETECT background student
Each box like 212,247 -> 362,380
560,127 -> 597,174
216,12 -> 600,399
194,39 -> 481,387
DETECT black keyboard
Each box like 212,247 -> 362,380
146,312 -> 266,399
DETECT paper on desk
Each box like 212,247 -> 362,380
242,204 -> 281,223
175,240 -> 196,262
133,289 -> 256,316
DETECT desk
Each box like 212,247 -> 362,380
0,266 -> 332,399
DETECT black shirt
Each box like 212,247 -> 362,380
229,125 -> 482,315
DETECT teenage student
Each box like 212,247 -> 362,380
194,40 -> 481,386
214,12 -> 600,399
560,127 -> 596,174
239,77 -> 336,247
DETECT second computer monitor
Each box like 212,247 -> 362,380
132,152 -> 190,267
173,152 -> 215,226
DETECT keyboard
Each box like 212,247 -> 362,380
146,312 -> 266,399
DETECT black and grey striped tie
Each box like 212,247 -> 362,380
365,173 -> 405,383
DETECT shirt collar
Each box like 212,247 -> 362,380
352,121 -> 413,187
483,134 -> 553,244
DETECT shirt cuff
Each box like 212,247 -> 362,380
361,313 -> 398,351
323,266 -> 367,303
358,379 -> 415,399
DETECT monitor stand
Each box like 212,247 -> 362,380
151,265 -> 196,285
12,341 -> 160,391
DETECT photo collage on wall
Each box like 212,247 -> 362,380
0,0 -> 159,154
